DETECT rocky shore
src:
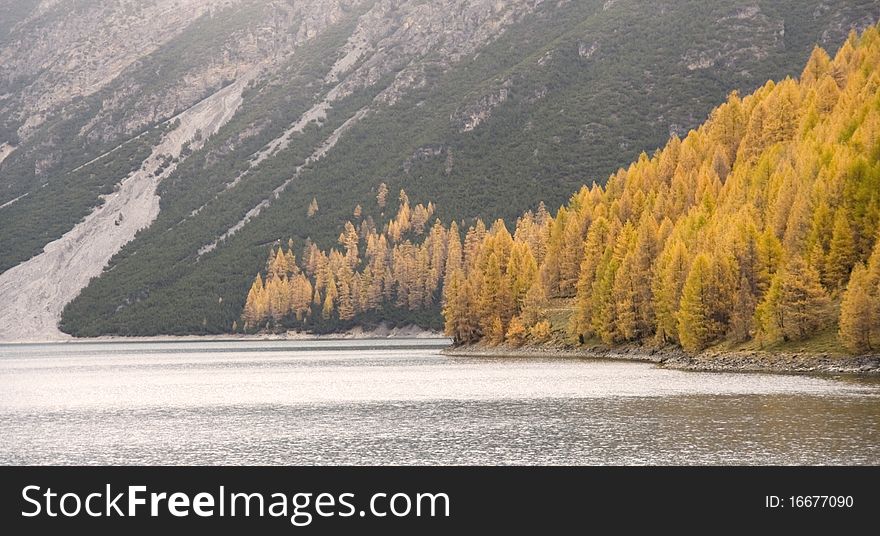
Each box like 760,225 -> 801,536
442,344 -> 880,375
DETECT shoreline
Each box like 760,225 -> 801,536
441,344 -> 880,376
4,330 -> 877,376
0,324 -> 448,345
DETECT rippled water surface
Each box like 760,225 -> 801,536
1,339 -> 878,465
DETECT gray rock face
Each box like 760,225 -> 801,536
0,0 -> 538,174
1,0 -> 240,137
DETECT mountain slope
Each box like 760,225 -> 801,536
0,0 -> 875,338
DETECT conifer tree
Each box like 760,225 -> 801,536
339,221 -> 360,268
290,274 -> 313,321
486,315 -> 505,346
243,274 -> 267,329
652,239 -> 689,344
802,46 -> 832,85
322,277 -> 338,320
506,316 -> 528,347
444,222 -> 462,284
540,206 -> 568,297
478,253 -> 503,335
508,242 -> 538,312
337,277 -> 355,321
559,208 -> 588,296
839,263 -> 875,353
756,228 -> 784,296
678,254 -> 719,352
443,270 -> 479,344
614,213 -> 659,340
590,246 -> 620,345
267,276 -> 291,323
571,216 -> 613,339
756,256 -> 830,342
729,274 -> 757,342
825,209 -> 856,291
520,278 -> 548,329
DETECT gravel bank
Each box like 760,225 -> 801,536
442,344 -> 880,375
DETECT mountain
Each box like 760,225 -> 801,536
0,0 -> 876,339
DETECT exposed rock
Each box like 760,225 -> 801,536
0,0 -> 242,139
404,144 -> 447,173
0,70 -> 256,341
0,143 -> 16,166
578,41 -> 598,59
33,150 -> 60,176
452,82 -> 512,133
682,3 -> 783,72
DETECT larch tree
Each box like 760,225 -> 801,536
444,222 -> 463,284
443,270 -> 479,344
337,276 -> 355,321
507,242 -> 538,312
243,275 -> 267,329
729,274 -> 757,342
757,256 -> 830,342
558,207 -> 588,296
339,221 -> 360,268
756,228 -> 784,295
825,209 -> 856,291
571,216 -> 613,339
519,279 -> 547,330
678,254 -> 721,352
839,263 -> 875,353
505,315 -> 528,347
477,252 -> 503,335
290,274 -> 313,321
620,212 -> 659,339
267,247 -> 287,280
266,275 -> 290,323
540,206 -> 568,297
322,277 -> 338,320
652,239 -> 690,345
590,244 -> 622,344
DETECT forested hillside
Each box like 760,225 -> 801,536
52,1 -> 877,337
445,25 -> 880,354
239,25 -> 880,355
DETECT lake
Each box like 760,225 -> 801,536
0,339 -> 878,465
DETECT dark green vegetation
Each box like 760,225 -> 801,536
2,1 -> 875,336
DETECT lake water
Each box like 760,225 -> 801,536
1,339 -> 878,465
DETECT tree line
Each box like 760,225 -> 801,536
242,188 -> 448,330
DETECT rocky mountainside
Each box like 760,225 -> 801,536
0,0 -> 875,339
